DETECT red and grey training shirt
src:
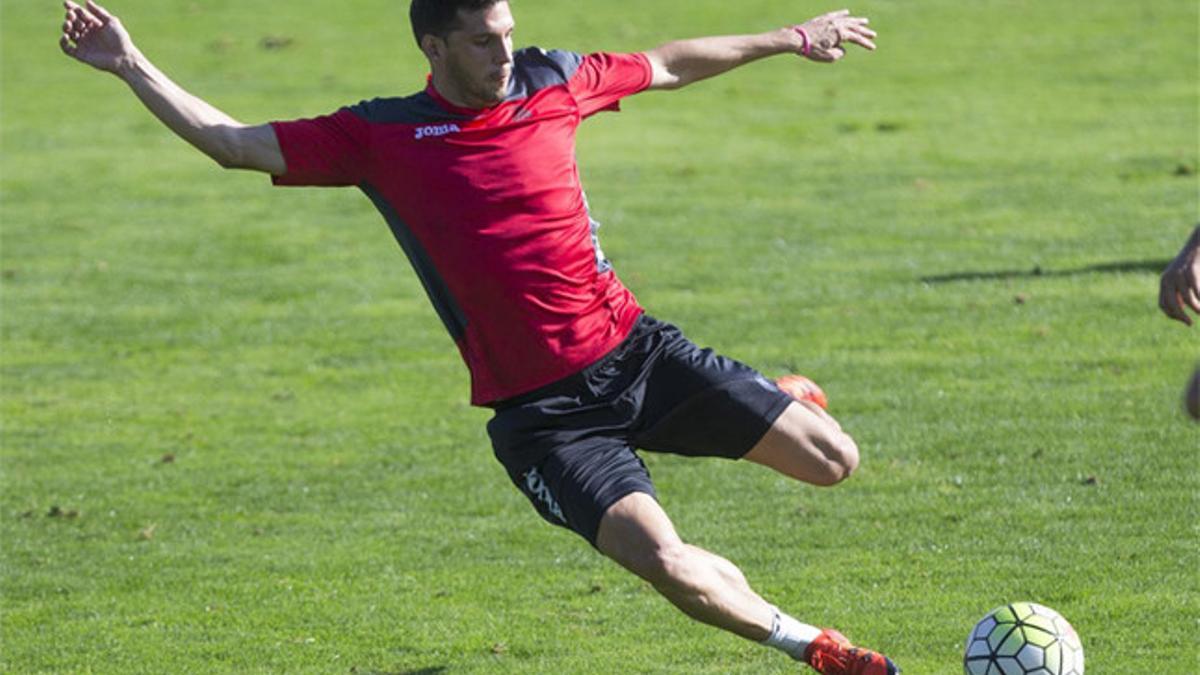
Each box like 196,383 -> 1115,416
270,49 -> 652,405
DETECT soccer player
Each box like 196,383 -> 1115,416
1159,224 -> 1200,420
59,1 -> 898,672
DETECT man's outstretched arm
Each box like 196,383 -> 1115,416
60,0 -> 285,174
643,9 -> 876,91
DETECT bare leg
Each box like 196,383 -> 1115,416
743,401 -> 860,486
593,401 -> 858,642
595,491 -> 775,640
591,403 -> 899,671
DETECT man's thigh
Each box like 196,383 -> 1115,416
503,435 -> 658,547
633,322 -> 793,459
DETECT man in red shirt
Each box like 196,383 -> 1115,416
61,1 -> 896,672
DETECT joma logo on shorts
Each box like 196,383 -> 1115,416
414,123 -> 461,140
524,468 -> 566,523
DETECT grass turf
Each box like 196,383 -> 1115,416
2,0 -> 1197,672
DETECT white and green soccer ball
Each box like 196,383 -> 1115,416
964,602 -> 1084,675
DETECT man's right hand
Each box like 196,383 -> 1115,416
60,0 -> 137,75
58,0 -> 285,174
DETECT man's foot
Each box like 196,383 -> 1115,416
804,629 -> 900,675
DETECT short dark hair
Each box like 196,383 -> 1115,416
410,0 -> 506,47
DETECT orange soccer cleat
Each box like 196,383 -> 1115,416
775,374 -> 829,411
804,629 -> 900,675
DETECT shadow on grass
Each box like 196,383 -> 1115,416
919,259 -> 1171,284
355,662 -> 451,667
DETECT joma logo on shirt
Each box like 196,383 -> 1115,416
414,123 -> 461,140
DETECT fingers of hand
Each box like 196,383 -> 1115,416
1186,286 -> 1200,314
839,17 -> 875,34
64,21 -> 87,44
63,0 -> 107,46
63,21 -> 81,45
807,44 -> 841,62
799,15 -> 875,59
1161,262 -> 1200,324
87,0 -> 114,22
836,18 -> 877,50
64,8 -> 93,36
1185,267 -> 1200,312
1181,303 -> 1195,326
1160,284 -> 1191,324
67,2 -> 102,28
809,50 -> 840,63
841,29 -> 876,50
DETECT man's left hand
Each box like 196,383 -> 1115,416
795,9 -> 877,63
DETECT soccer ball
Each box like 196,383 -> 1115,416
964,602 -> 1084,675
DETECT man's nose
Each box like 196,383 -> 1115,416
495,39 -> 513,65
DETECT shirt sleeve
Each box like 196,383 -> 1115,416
269,108 -> 371,187
567,52 -> 653,119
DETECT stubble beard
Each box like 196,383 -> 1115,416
447,57 -> 507,108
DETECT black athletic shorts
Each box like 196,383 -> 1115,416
486,314 -> 793,546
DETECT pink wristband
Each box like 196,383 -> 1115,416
793,26 -> 812,57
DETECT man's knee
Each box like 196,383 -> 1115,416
810,432 -> 859,486
744,402 -> 862,486
597,492 -> 698,589
632,542 -> 699,591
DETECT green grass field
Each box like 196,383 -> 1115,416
2,0 -> 1197,672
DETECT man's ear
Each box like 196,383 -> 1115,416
420,33 -> 445,62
